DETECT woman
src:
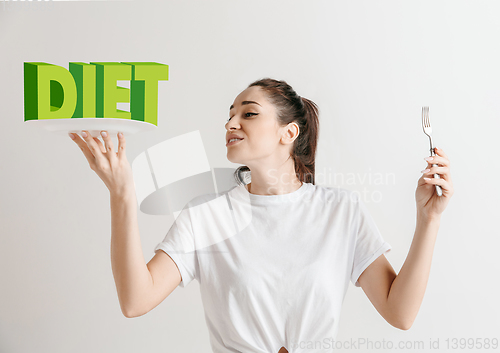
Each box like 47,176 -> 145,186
69,78 -> 454,353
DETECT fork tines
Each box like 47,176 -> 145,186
422,106 -> 430,129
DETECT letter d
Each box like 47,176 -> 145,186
24,63 -> 77,120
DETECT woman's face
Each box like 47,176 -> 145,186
225,86 -> 292,166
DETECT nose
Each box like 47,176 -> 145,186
225,119 -> 239,132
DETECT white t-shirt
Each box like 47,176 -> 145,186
154,182 -> 391,353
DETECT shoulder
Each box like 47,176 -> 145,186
308,184 -> 360,206
183,186 -> 237,211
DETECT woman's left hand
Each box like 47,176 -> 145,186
415,147 -> 454,220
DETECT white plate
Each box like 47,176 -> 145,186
24,118 -> 157,138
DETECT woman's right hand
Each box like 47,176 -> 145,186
69,130 -> 135,198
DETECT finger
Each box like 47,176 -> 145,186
94,137 -> 106,154
423,175 -> 447,186
100,131 -> 118,162
81,130 -> 109,167
434,147 -> 449,161
423,176 -> 454,195
69,132 -> 97,169
432,147 -> 450,166
421,166 -> 450,181
424,154 -> 449,168
116,132 -> 126,160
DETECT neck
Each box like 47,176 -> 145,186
245,155 -> 303,195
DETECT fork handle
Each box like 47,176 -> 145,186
430,148 -> 443,196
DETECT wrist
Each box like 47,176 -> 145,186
110,188 -> 136,202
417,210 -> 442,224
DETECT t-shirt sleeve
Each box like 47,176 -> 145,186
154,202 -> 199,288
350,195 -> 392,288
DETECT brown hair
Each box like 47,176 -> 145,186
232,78 -> 320,185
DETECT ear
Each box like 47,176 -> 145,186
281,122 -> 300,145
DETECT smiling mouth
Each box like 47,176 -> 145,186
226,138 -> 244,146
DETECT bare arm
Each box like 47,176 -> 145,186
388,146 -> 453,327
358,214 -> 440,330
109,190 -> 152,317
70,130 -> 181,318
385,214 -> 440,329
110,190 -> 183,317
359,147 -> 452,330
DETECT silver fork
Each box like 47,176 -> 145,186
422,107 -> 443,197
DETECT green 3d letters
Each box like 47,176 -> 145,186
24,62 -> 169,126
69,63 -> 96,119
24,63 -> 78,120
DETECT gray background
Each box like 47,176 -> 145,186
1,0 -> 498,352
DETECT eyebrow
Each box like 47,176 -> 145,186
229,101 -> 261,111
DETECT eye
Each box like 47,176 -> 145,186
226,112 -> 257,122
